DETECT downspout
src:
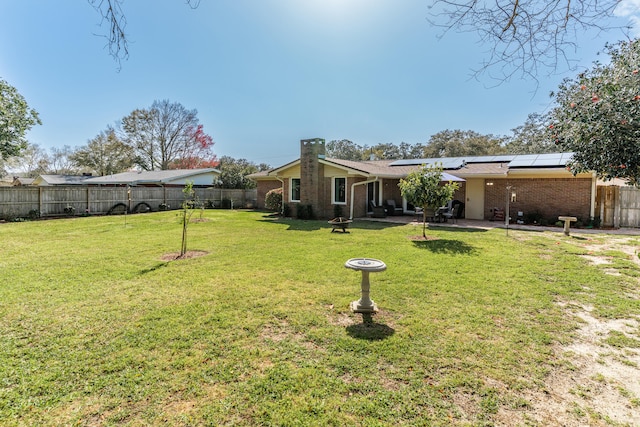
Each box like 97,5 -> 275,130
349,176 -> 379,220
275,176 -> 285,215
590,172 -> 597,220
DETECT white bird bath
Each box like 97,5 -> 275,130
345,258 -> 386,313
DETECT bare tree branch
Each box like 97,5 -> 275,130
428,0 -> 631,85
88,0 -> 201,69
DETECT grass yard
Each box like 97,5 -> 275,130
1,210 -> 639,426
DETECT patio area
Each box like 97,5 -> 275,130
358,214 -> 640,236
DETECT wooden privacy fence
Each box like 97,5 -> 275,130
596,185 -> 640,228
0,186 -> 258,219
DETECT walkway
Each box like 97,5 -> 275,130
357,215 -> 640,236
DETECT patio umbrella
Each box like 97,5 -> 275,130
441,172 -> 465,182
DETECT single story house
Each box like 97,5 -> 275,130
249,138 -> 596,222
82,168 -> 221,187
32,174 -> 94,186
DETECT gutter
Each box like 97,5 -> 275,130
349,176 -> 379,220
275,175 -> 285,215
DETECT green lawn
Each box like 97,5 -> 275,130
0,210 -> 638,426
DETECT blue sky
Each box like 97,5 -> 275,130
0,1 -> 637,167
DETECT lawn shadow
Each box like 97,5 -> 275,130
571,235 -> 589,241
258,217 -> 405,232
346,313 -> 395,340
140,262 -> 169,275
412,239 -> 475,254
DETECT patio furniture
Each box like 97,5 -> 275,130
440,201 -> 458,223
385,200 -> 403,215
370,201 -> 386,218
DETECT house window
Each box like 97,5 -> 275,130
333,177 -> 346,204
290,178 -> 301,202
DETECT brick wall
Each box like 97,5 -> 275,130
485,178 -> 592,222
300,138 -> 326,217
256,180 -> 281,209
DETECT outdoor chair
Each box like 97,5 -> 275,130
440,206 -> 458,224
385,200 -> 403,215
440,201 -> 457,223
369,201 -> 387,218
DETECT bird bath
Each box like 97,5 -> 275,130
345,258 -> 386,313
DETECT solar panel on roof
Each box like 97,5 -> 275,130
389,158 -> 466,169
508,152 -> 574,168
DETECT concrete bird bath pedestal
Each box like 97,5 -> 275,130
345,258 -> 386,313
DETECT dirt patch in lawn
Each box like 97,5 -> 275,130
160,250 -> 209,261
500,234 -> 640,426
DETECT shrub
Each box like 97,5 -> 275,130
283,203 -> 291,217
221,198 -> 232,209
28,209 -> 40,220
265,188 -> 283,212
296,203 -> 308,219
523,210 -> 543,224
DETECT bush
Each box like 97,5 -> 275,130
295,204 -> 314,220
523,210 -> 543,224
265,188 -> 283,212
221,198 -> 232,209
283,203 -> 291,217
28,209 -> 40,220
296,203 -> 308,220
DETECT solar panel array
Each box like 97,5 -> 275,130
389,153 -> 573,169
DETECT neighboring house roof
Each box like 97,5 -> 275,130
32,175 -> 93,186
12,177 -> 35,186
83,168 -> 220,186
248,152 -> 577,181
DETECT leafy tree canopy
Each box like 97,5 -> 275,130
504,113 -> 557,154
423,130 -> 507,158
215,156 -> 269,189
399,163 -> 459,237
0,79 -> 41,160
70,127 -> 135,176
551,39 -> 640,186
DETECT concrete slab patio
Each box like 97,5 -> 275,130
357,215 -> 640,236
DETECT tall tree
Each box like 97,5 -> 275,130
399,163 -> 459,238
326,139 -> 364,161
215,156 -> 270,189
0,79 -> 41,159
550,39 -> 640,186
7,143 -> 49,177
423,130 -> 507,158
70,127 -> 135,175
429,0 -> 629,82
505,113 -> 556,154
48,145 -> 78,175
121,100 -> 215,171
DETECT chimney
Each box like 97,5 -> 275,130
299,138 -> 326,218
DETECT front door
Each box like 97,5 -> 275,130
465,178 -> 485,219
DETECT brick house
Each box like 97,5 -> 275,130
249,138 -> 596,222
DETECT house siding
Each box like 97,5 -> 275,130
484,177 -> 592,222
